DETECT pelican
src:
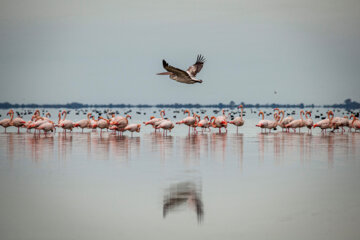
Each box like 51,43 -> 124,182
157,54 -> 206,84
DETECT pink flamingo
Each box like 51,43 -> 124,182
110,114 -> 131,132
350,114 -> 360,131
304,111 -> 314,133
37,122 -> 56,136
275,109 -> 294,132
229,105 -> 245,133
176,109 -> 196,134
74,113 -> 92,132
97,117 -> 110,135
313,111 -> 334,133
256,111 -> 271,133
144,110 -> 165,132
197,115 -> 211,132
10,110 -> 26,133
123,124 -> 141,136
211,109 -> 228,133
59,110 -> 74,133
156,119 -> 175,136
285,110 -> 306,133
0,110 -> 13,133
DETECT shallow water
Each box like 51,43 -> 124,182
0,108 -> 359,240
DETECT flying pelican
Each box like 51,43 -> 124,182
157,54 -> 206,84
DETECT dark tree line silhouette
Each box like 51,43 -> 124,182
0,99 -> 358,109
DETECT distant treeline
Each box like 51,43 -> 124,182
0,99 -> 359,109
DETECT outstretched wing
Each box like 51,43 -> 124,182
187,54 -> 206,77
162,60 -> 191,79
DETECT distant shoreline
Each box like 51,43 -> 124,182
0,99 -> 359,109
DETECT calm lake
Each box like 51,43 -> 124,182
0,108 -> 359,240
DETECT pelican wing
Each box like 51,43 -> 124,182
187,54 -> 205,77
162,60 -> 191,79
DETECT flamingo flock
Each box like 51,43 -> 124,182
0,107 -> 359,136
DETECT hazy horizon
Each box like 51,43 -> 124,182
1,0 -> 360,105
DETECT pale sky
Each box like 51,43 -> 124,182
0,0 -> 359,105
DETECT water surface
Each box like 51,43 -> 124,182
0,108 -> 359,240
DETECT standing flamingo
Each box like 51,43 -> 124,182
229,105 -> 245,133
350,115 -> 360,131
256,111 -> 271,133
285,110 -> 306,133
0,110 -> 13,133
59,110 -> 74,133
89,116 -> 98,130
304,111 -> 314,133
176,109 -> 196,134
97,117 -> 110,135
144,110 -> 165,132
275,109 -> 294,132
10,110 -> 26,133
197,115 -> 211,132
211,109 -> 228,133
74,113 -> 92,132
265,112 -> 280,133
110,114 -> 131,132
156,119 -> 175,136
313,111 -> 334,133
37,121 -> 56,136
123,124 -> 141,136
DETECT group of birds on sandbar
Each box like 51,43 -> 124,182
0,106 -> 359,136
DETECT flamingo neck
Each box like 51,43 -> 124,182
280,110 -> 284,122
259,112 -> 264,120
300,111 -> 304,120
10,111 -> 14,123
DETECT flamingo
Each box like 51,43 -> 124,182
123,124 -> 141,136
229,105 -> 245,133
110,114 -> 131,132
74,113 -> 92,132
89,116 -> 98,130
0,110 -> 13,133
156,119 -> 175,136
256,111 -> 270,133
304,111 -> 314,133
10,110 -> 26,133
176,109 -> 196,134
275,109 -> 294,132
97,117 -> 110,135
23,115 -> 37,132
37,122 -> 56,136
211,109 -> 228,133
59,110 -> 74,133
285,110 -> 306,133
264,112 -> 280,133
197,115 -> 211,132
313,111 -> 334,133
350,115 -> 360,131
144,110 -> 165,132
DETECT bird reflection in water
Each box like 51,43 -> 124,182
180,133 -> 209,164
163,181 -> 204,223
146,132 -> 174,162
210,133 -> 227,162
230,133 -> 243,171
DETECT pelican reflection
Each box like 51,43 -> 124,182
163,181 -> 204,223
